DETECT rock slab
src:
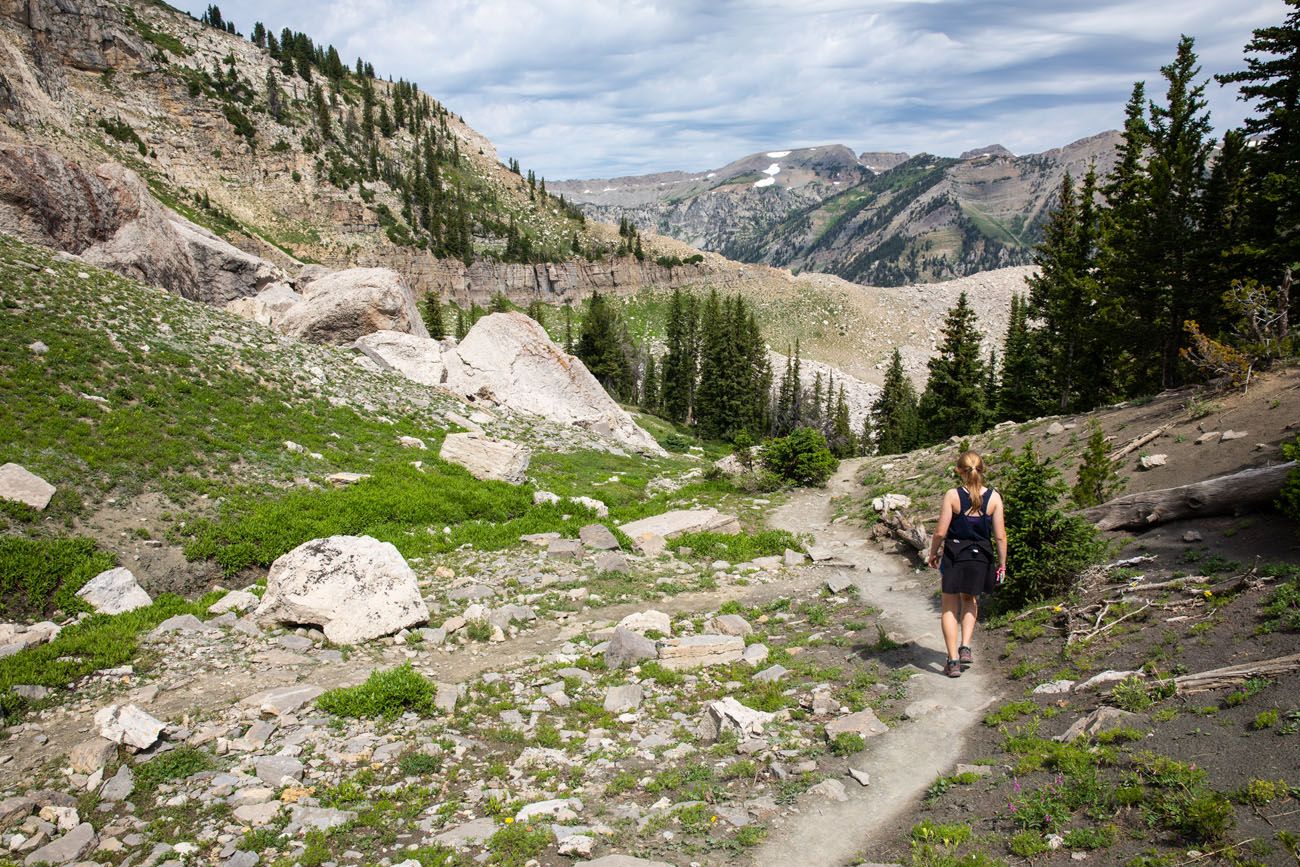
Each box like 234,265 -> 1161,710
94,704 -> 164,750
656,634 -> 745,670
0,463 -> 55,510
254,535 -> 429,644
439,432 -> 531,485
75,567 -> 152,615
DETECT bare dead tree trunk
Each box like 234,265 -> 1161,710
1081,462 -> 1295,531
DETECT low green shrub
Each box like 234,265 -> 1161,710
317,663 -> 437,719
0,536 -> 115,619
760,427 -> 838,487
671,529 -> 801,563
829,732 -> 865,756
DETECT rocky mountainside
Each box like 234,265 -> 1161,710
554,133 -> 1120,286
0,0 -> 751,304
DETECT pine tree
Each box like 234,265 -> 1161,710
693,290 -> 728,437
490,293 -> 511,314
807,371 -> 824,430
454,307 -> 467,341
828,386 -> 855,457
661,289 -> 698,424
642,354 -> 660,412
870,348 -> 920,454
576,292 -> 633,400
998,294 -> 1049,421
1218,1 -> 1300,300
917,292 -> 987,443
1070,420 -> 1125,508
563,303 -> 574,354
422,294 -> 446,339
526,299 -> 546,328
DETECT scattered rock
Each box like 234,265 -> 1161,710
1139,453 -> 1167,469
99,765 -> 134,802
826,573 -> 855,593
699,697 -> 775,742
254,535 -> 429,644
594,551 -> 630,573
398,435 -> 426,449
783,548 -> 807,567
22,822 -> 95,866
753,663 -> 788,683
810,778 -> 849,802
618,508 -> 740,541
1032,680 -> 1075,695
847,768 -> 871,787
1045,421 -> 1066,436
706,614 -> 752,636
1075,670 -> 1141,691
75,568 -> 152,615
434,817 -> 497,849
616,610 -> 671,636
209,590 -> 259,615
67,738 -> 116,774
603,684 -> 643,714
240,685 -> 325,717
254,756 -> 304,786
871,493 -> 912,512
547,538 -> 584,560
0,796 -> 34,831
516,798 -> 582,823
1195,431 -> 1221,445
439,432 -> 531,484
578,523 -> 620,551
0,462 -> 56,510
656,634 -> 745,670
1221,429 -> 1247,441
94,704 -> 164,750
742,643 -> 770,666
825,709 -> 889,739
1182,530 -> 1203,543
605,628 -> 658,669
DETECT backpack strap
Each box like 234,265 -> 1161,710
957,486 -> 971,514
981,487 -> 994,534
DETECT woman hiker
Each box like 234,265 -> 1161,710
926,450 -> 1007,678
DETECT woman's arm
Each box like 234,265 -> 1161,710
926,490 -> 956,568
991,493 -> 1008,569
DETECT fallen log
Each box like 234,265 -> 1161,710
1081,462 -> 1295,531
1170,652 -> 1300,694
1109,421 -> 1176,461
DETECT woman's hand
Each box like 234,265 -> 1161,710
926,551 -> 940,569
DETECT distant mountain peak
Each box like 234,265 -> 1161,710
958,144 -> 1015,160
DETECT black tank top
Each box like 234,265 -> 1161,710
949,487 -> 993,542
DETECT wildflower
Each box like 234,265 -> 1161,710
1203,590 -> 1213,598
504,817 -> 514,824
710,815 -> 718,824
1052,605 -> 1063,613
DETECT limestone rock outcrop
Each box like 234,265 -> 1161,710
442,313 -> 664,456
254,535 -> 429,644
0,144 -> 285,302
277,268 -> 428,345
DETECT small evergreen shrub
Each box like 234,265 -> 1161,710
0,536 -> 115,618
1070,420 -> 1124,507
999,444 -> 1108,608
760,427 -> 838,486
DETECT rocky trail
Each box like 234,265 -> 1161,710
753,459 -> 1000,867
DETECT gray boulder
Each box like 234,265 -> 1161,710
579,524 -> 620,551
254,535 -> 429,644
352,330 -> 447,386
604,627 -> 657,669
22,822 -> 95,866
278,267 -> 428,345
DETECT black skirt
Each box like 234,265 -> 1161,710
941,559 -> 992,596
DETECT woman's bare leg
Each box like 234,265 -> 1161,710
941,593 -> 961,661
959,593 -> 979,648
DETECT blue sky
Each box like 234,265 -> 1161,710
176,0 -> 1286,179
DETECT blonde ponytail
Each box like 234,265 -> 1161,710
956,450 -> 986,514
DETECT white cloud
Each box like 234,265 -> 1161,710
179,0 -> 1290,177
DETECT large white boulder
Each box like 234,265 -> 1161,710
254,535 -> 429,644
0,463 -> 55,510
352,330 -> 447,386
75,568 -> 152,615
439,432 -> 531,484
277,268 -> 428,345
94,704 -> 164,750
442,313 -> 664,455
226,283 -> 301,327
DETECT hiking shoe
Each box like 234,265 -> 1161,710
958,646 -> 973,668
944,659 -> 962,678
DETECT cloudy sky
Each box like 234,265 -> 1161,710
176,0 -> 1285,180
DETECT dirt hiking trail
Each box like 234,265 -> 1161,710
752,458 -> 1002,867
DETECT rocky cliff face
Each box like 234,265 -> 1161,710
556,134 -> 1120,286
